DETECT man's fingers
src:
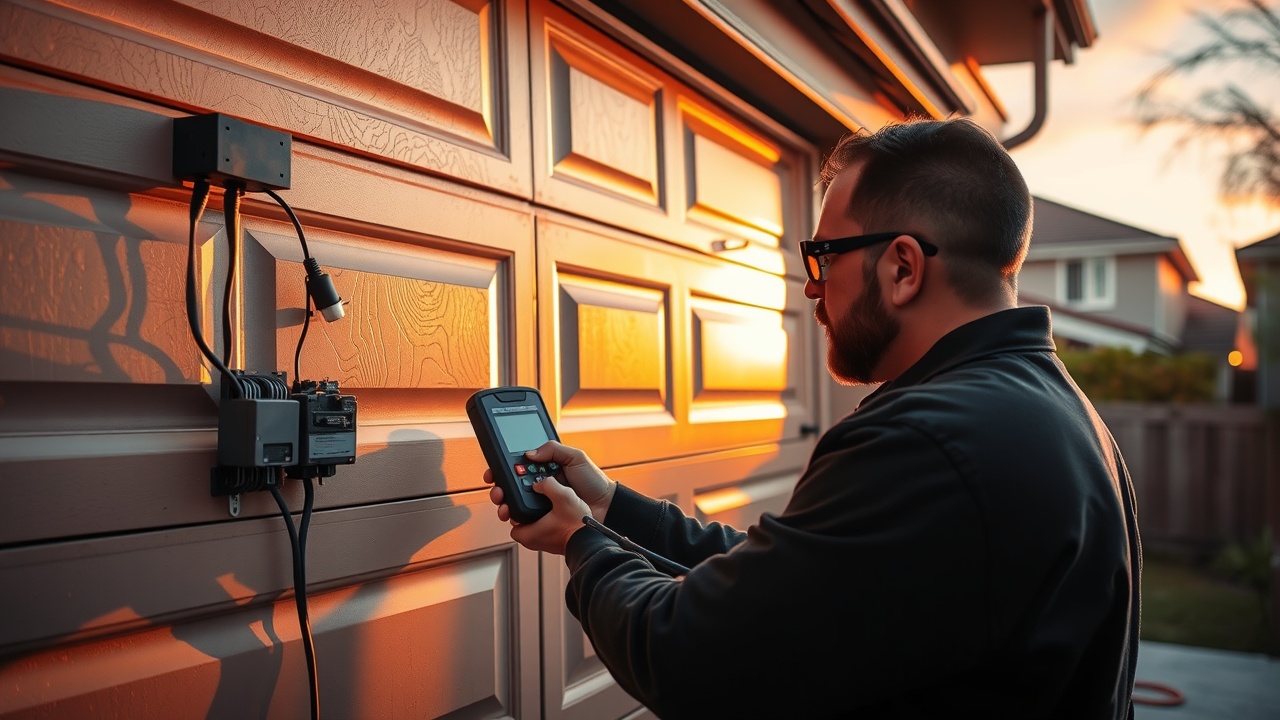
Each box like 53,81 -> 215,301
525,440 -> 581,466
533,475 -> 573,502
482,468 -> 495,485
489,484 -> 505,506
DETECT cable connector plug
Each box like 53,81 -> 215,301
303,257 -> 345,322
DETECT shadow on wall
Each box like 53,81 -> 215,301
0,175 -> 498,716
0,170 -> 201,384
0,434 -> 474,719
184,431 -> 475,720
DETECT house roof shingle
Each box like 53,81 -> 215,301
1180,294 -> 1239,356
1031,196 -> 1177,245
1028,196 -> 1198,282
1236,231 -> 1280,261
1236,230 -> 1280,299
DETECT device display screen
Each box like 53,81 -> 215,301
493,411 -> 549,454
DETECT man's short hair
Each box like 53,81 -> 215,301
820,117 -> 1032,304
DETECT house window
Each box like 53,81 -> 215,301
1065,261 -> 1084,302
1060,257 -> 1114,309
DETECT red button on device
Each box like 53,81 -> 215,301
514,464 -> 527,475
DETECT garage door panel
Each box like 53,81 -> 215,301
0,0 -> 532,194
0,538 -> 532,719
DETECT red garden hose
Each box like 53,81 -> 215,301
1132,679 -> 1186,707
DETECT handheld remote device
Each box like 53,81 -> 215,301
466,386 -> 562,524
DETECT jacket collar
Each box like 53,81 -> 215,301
857,306 -> 1056,409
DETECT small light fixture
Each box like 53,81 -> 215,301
304,257 -> 345,322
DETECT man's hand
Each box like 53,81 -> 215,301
483,440 -> 618,555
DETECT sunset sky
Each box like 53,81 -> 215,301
983,0 -> 1280,310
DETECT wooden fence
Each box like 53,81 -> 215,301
1096,403 -> 1278,553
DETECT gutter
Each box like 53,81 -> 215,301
1002,3 -> 1053,151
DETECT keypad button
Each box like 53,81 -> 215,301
514,464 -> 527,475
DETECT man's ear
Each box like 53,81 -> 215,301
884,235 -> 926,308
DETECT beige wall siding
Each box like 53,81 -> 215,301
1017,260 -> 1057,301
1112,254 -> 1158,334
1021,253 -> 1187,350
1156,255 -> 1189,343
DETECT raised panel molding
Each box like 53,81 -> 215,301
557,274 -> 668,413
560,610 -> 616,705
680,97 -> 783,247
779,275 -> 818,439
311,551 -> 517,718
545,21 -> 663,205
177,0 -> 493,127
0,0 -> 531,194
265,240 -> 496,394
688,294 -> 787,428
540,551 -> 643,720
0,492 -> 521,664
689,295 -> 787,396
529,1 -> 800,275
539,212 -> 797,465
0,542 -> 525,718
694,472 -> 799,529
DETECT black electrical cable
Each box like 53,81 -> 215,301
262,188 -> 313,387
582,516 -> 690,576
257,189 -> 328,718
186,161 -> 326,716
294,294 -> 313,390
231,189 -> 327,717
271,484 -> 320,720
221,184 -> 244,369
186,179 -> 243,398
299,480 -> 315,641
264,187 -> 311,259
300,478 -> 319,719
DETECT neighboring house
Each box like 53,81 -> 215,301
1019,196 -> 1200,355
1237,231 -> 1280,408
1181,293 -> 1250,402
0,1 -> 1096,717
1019,196 -> 1253,401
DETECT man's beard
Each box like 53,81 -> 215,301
815,268 -> 900,385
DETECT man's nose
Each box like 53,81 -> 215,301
804,277 -> 823,299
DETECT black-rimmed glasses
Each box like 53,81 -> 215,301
798,232 -> 939,283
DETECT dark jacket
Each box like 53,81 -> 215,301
564,306 -> 1141,719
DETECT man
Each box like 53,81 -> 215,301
485,117 -> 1141,719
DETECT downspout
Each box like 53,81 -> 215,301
1002,3 -> 1053,151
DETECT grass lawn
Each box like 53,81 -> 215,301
1140,553 -> 1274,655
